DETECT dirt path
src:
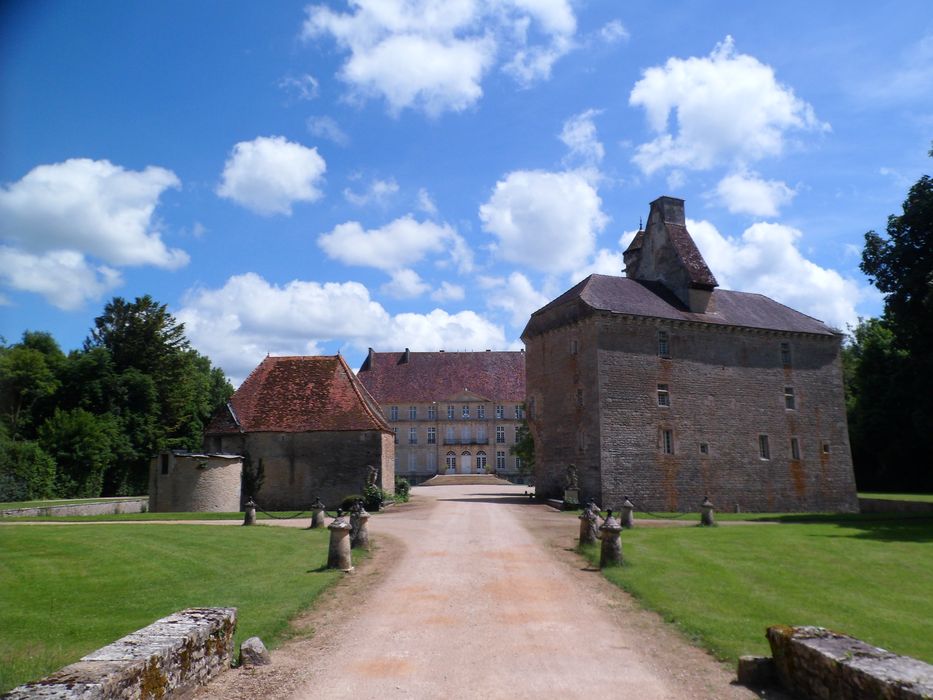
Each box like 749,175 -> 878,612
193,484 -> 761,700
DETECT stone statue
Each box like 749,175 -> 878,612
565,464 -> 579,490
366,464 -> 379,489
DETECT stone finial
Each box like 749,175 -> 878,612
349,502 -> 371,550
243,498 -> 257,526
309,497 -> 326,529
620,496 -> 635,528
327,509 -> 353,571
578,500 -> 599,546
700,496 -> 715,526
598,510 -> 623,568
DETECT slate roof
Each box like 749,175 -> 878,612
357,350 -> 525,404
522,275 -> 838,339
666,223 -> 718,288
205,355 -> 390,435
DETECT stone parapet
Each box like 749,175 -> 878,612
4,607 -> 236,699
766,625 -> 933,699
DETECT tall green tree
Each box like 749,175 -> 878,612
850,146 -> 933,491
0,340 -> 61,439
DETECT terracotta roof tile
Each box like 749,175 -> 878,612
666,223 -> 718,288
206,355 -> 390,435
357,351 -> 525,404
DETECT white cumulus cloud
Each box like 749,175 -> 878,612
629,36 -> 828,175
217,135 -> 326,216
318,215 -> 472,273
302,0 -> 577,116
713,171 -> 796,217
0,158 -> 186,268
481,271 -> 549,327
687,218 -> 866,331
0,247 -> 122,310
431,281 -> 465,301
176,272 -> 506,383
479,169 -> 607,273
344,177 -> 400,206
380,268 -> 430,298
560,109 -> 604,166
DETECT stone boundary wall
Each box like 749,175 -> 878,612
1,498 -> 148,518
4,608 -> 236,699
766,625 -> 933,699
858,497 -> 933,514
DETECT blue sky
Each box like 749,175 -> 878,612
2,1 -> 931,384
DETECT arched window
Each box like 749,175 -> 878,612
476,451 -> 487,472
445,451 -> 457,472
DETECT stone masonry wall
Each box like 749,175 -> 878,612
596,314 -> 858,512
767,625 -> 933,699
207,430 -> 393,510
5,608 -> 236,700
148,454 -> 242,513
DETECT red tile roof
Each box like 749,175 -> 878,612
357,350 -> 525,404
206,355 -> 390,435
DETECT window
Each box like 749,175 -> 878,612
514,426 -> 520,443
408,452 -> 417,472
477,404 -> 485,419
445,426 -> 455,442
699,442 -> 709,455
578,429 -> 586,453
427,405 -> 437,420
515,456 -> 523,471
657,384 -> 670,407
390,405 -> 399,421
784,386 -> 796,410
496,451 -> 506,469
496,404 -> 504,419
408,427 -> 417,444
791,437 -> 801,460
822,441 -> 831,455
393,427 -> 398,444
476,451 -> 487,471
759,434 -> 771,460
781,342 -> 792,367
427,452 -> 437,470
661,429 -> 674,454
446,451 -> 457,471
477,425 -> 487,442
462,405 -> 470,419
427,427 -> 436,444
496,426 -> 505,443
461,426 -> 470,442
570,338 -> 578,355
514,405 -> 523,419
447,405 -> 455,420
658,330 -> 670,357
576,388 -> 583,407
409,406 -> 417,420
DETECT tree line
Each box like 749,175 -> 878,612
0,296 -> 232,501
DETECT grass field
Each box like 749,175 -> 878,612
0,497 -> 145,510
859,492 -> 933,503
579,517 -> 933,666
0,511 -> 336,522
0,524 -> 344,694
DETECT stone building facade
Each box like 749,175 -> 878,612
148,451 -> 242,513
357,349 -> 527,484
521,196 -> 858,512
203,355 -> 394,510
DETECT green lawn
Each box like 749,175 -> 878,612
579,517 -> 933,666
859,492 -> 933,503
0,497 -> 145,510
0,524 -> 344,694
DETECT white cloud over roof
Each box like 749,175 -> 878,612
217,136 -> 326,216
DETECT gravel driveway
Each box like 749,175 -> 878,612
195,484 -> 760,700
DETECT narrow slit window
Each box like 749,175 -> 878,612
784,386 -> 796,410
658,330 -> 670,357
699,442 -> 709,455
662,429 -> 674,454
822,441 -> 831,455
791,437 -> 801,460
657,384 -> 670,407
781,342 -> 792,367
759,434 -> 771,460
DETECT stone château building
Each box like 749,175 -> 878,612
521,196 -> 858,512
357,349 -> 527,484
202,354 -> 394,509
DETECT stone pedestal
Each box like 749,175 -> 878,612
243,498 -> 257,526
700,496 -> 715,526
578,504 -> 599,546
599,511 -> 623,568
620,497 -> 635,528
327,510 -> 353,571
350,503 -> 371,550
309,497 -> 326,529
563,488 -> 579,509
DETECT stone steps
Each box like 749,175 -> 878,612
419,474 -> 515,486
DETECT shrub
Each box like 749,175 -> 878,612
340,494 -> 363,511
394,476 -> 411,502
0,438 -> 57,502
363,484 -> 388,511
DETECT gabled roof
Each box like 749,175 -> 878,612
206,355 -> 390,435
357,350 -> 525,404
522,275 -> 838,339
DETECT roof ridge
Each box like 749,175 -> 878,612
336,354 -> 391,432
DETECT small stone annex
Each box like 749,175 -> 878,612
201,354 -> 394,510
357,349 -> 527,484
522,196 -> 859,513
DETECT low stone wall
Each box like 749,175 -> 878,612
1,498 -> 148,518
766,625 -> 933,699
4,608 -> 236,699
858,497 -> 933,514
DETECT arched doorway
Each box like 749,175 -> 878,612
445,451 -> 456,474
476,451 -> 487,474
460,450 -> 472,474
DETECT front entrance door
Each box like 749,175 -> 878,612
460,451 -> 472,474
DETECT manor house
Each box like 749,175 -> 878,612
521,196 -> 859,512
357,349 -> 527,484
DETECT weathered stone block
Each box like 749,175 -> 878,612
239,637 -> 271,667
736,655 -> 775,687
